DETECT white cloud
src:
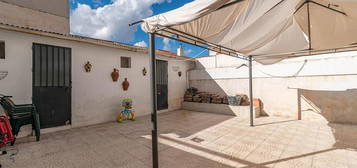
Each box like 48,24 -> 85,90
163,37 -> 172,51
92,0 -> 103,8
70,0 -> 169,42
134,41 -> 148,47
184,49 -> 192,55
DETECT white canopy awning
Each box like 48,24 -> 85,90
140,0 -> 357,64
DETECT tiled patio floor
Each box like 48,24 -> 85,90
1,110 -> 357,168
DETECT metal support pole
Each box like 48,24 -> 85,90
249,56 -> 254,127
149,33 -> 159,168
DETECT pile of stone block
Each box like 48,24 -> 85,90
211,95 -> 223,104
238,94 -> 250,105
184,87 -> 198,102
193,94 -> 202,102
184,94 -> 193,102
184,91 -> 193,102
200,93 -> 211,103
222,96 -> 228,104
184,87 -> 249,105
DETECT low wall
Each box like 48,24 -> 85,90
182,101 -> 259,118
190,75 -> 357,124
190,54 -> 357,124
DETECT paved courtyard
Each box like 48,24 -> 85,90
0,110 -> 357,168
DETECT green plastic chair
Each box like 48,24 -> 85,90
0,96 -> 40,142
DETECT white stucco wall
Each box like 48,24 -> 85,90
0,1 -> 69,34
0,29 -> 192,129
190,53 -> 357,124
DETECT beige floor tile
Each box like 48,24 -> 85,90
0,110 -> 356,168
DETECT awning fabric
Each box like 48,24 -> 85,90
141,0 -> 357,64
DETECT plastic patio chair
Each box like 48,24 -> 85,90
0,95 -> 40,142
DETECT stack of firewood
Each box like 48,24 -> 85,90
184,93 -> 193,102
184,87 -> 249,105
211,95 -> 223,104
238,94 -> 250,105
200,92 -> 211,103
184,87 -> 198,102
222,96 -> 228,104
183,91 -> 193,102
193,94 -> 202,102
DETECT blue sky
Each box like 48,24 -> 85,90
70,0 -> 209,57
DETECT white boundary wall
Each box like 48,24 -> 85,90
190,53 -> 357,124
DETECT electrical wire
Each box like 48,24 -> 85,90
254,59 -> 308,78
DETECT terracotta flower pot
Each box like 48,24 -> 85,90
122,78 -> 130,91
111,68 -> 119,82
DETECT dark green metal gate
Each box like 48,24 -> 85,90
32,43 -> 71,128
156,60 -> 168,110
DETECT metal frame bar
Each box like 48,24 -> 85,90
154,32 -> 247,60
295,0 -> 346,16
164,27 -> 243,56
68,47 -> 72,125
39,45 -> 42,86
150,33 -> 159,168
310,1 -> 347,16
57,47 -> 60,87
166,27 -> 236,52
157,29 -> 248,60
46,46 -> 49,87
32,44 -> 35,100
252,45 -> 357,60
249,56 -> 253,127
52,46 -> 55,87
62,47 -> 66,86
307,1 -> 312,50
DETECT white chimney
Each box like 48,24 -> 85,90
177,45 -> 184,56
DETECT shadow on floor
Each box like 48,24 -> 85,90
158,135 -> 270,168
253,119 -> 298,127
157,110 -> 235,138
